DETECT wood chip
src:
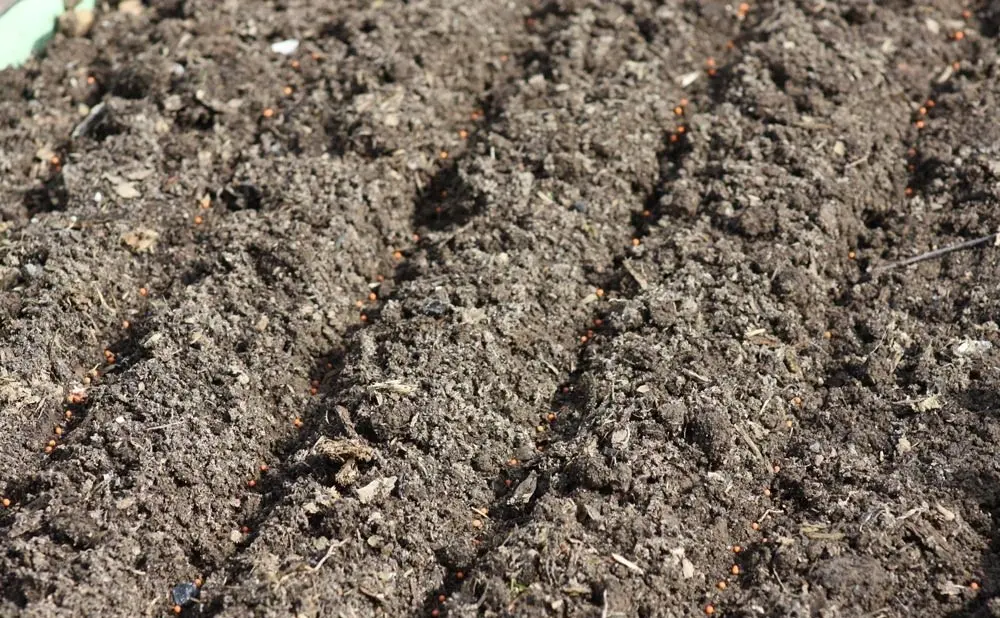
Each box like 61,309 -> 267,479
118,0 -> 143,15
314,437 -> 375,462
913,395 -> 942,412
114,181 -> 141,199
611,553 -> 645,575
356,476 -> 396,505
335,458 -> 360,486
680,368 -> 711,384
678,71 -> 701,87
508,471 -> 538,506
125,168 -> 154,181
622,260 -> 648,290
800,524 -> 845,541
367,380 -> 416,395
934,503 -> 956,522
121,228 -> 160,254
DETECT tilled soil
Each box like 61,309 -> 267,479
2,1 -> 1000,617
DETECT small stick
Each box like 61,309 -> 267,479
871,232 -> 998,273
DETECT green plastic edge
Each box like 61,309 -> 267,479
0,0 -> 97,69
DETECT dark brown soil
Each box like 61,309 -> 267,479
2,1 -> 1000,616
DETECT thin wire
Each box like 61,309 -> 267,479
871,232 -> 998,274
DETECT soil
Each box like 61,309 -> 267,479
2,0 -> 1000,617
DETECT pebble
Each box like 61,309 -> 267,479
271,39 -> 300,55
171,582 -> 199,606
